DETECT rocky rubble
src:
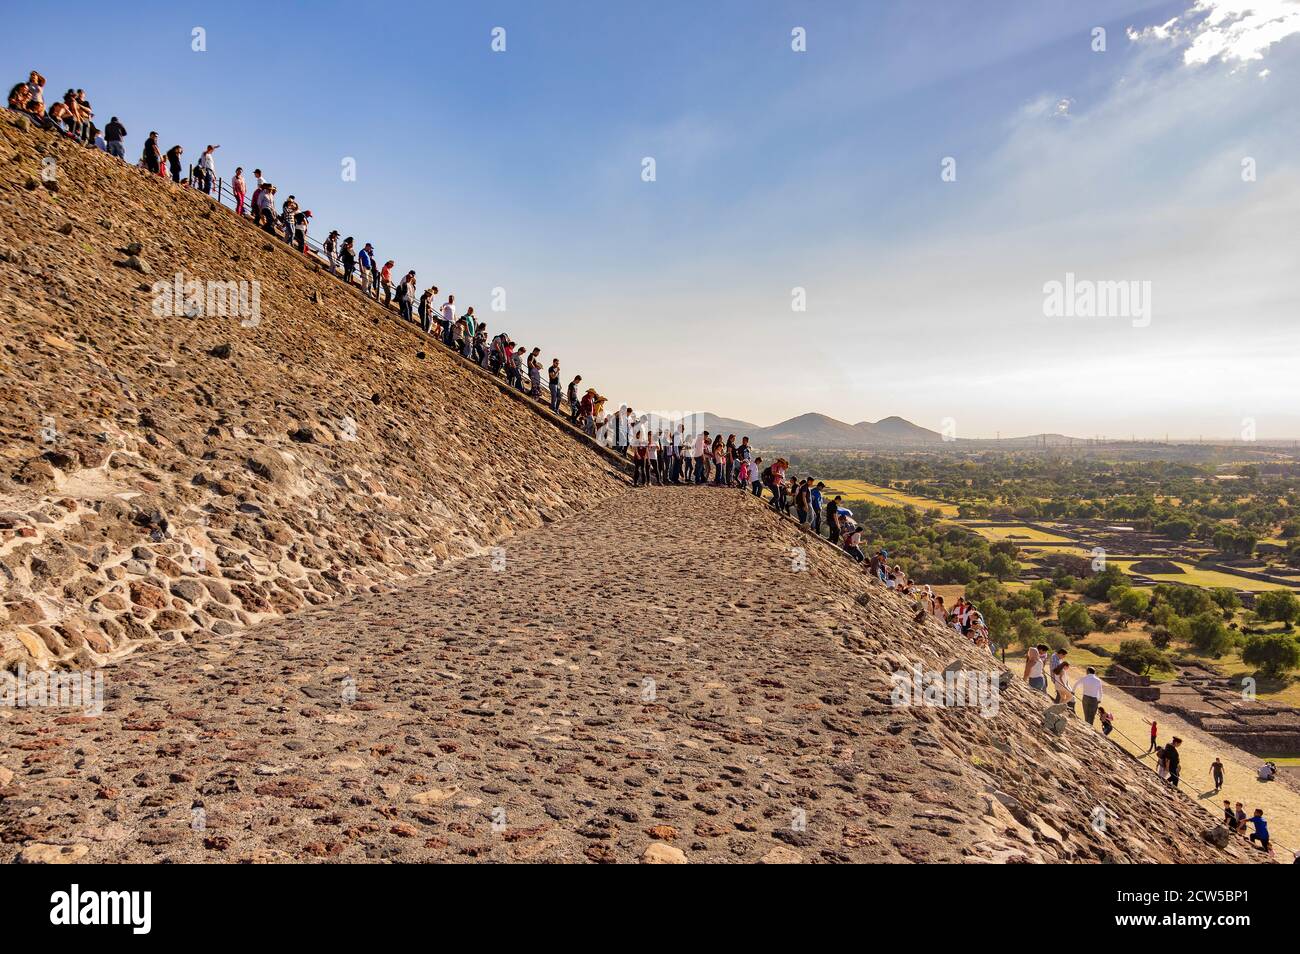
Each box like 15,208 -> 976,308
0,118 -> 622,669
0,489 -> 1259,863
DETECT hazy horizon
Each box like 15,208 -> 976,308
5,0 -> 1297,439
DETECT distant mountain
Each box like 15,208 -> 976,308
697,412 -> 762,436
855,416 -> 944,445
759,413 -> 861,447
686,411 -> 1073,449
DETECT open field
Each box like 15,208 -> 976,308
1110,560 -> 1294,592
819,480 -> 960,516
970,525 -> 1075,544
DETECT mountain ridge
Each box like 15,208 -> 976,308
697,411 -> 1075,449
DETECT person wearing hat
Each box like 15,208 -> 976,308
279,194 -> 299,243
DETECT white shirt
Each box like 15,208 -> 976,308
1074,674 -> 1103,699
1027,651 -> 1044,679
693,435 -> 707,456
442,303 -> 455,323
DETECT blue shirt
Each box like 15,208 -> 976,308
810,488 -> 823,511
1248,816 -> 1268,838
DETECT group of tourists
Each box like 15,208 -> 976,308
7,68 -> 603,430
1019,654 -> 1284,856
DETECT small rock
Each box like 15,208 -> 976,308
17,843 -> 89,864
642,843 -> 687,864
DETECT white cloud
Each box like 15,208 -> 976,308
1128,0 -> 1300,66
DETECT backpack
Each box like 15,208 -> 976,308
761,465 -> 773,484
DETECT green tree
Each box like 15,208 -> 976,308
982,604 -> 1012,648
988,552 -> 1018,581
1241,633 -> 1300,678
1153,584 -> 1214,618
1255,590 -> 1300,628
1114,639 -> 1173,676
1188,611 -> 1236,657
1083,566 -> 1130,601
1110,587 -> 1150,619
1208,588 -> 1242,616
1058,602 -> 1095,639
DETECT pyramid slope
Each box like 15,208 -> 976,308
0,118 -> 621,668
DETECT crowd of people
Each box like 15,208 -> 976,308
7,68 -> 613,439
10,67 -> 1295,863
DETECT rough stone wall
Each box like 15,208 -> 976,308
0,117 -> 623,669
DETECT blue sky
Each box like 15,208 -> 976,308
5,0 -> 1298,438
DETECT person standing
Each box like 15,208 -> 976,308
810,481 -> 824,534
197,144 -> 218,194
368,248 -> 381,299
1052,661 -> 1076,715
528,349 -> 543,398
1024,644 -> 1046,693
142,131 -> 162,176
750,457 -> 764,496
340,237 -> 357,286
566,375 -> 582,423
1144,719 -> 1159,754
1162,737 -> 1182,788
1211,758 -> 1225,793
280,194 -> 299,243
795,479 -> 811,525
323,230 -> 340,274
104,116 -> 127,160
231,166 -> 247,215
396,271 -> 416,322
645,435 -> 660,485
74,89 -> 93,144
547,359 -> 562,412
293,210 -> 311,252
1074,667 -> 1104,726
826,495 -> 842,544
693,431 -> 708,485
462,307 -> 478,358
418,286 -> 435,333
250,168 -> 265,216
440,295 -> 456,344
380,261 -> 395,306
